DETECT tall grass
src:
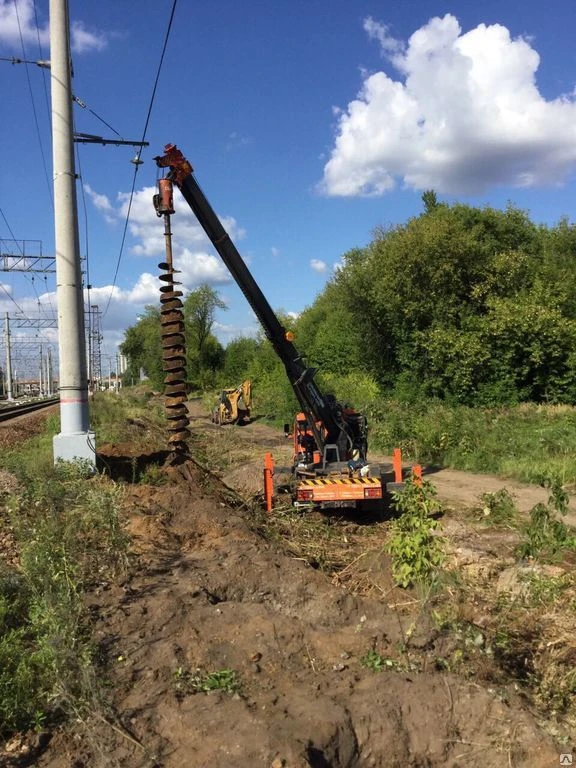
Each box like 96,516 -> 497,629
368,399 -> 576,486
90,389 -> 164,444
0,415 -> 128,737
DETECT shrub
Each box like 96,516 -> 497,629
386,479 -> 445,587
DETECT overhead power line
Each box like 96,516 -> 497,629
12,0 -> 53,208
103,0 -> 179,317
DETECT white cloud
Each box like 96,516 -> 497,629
84,184 -> 115,223
213,320 -> 259,340
363,16 -> 404,56
88,184 -> 246,288
321,14 -> 576,196
70,21 -> 107,54
0,0 -> 107,54
271,246 -> 280,257
0,0 -> 48,49
310,258 -> 328,273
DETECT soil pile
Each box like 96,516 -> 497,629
34,458 -> 558,768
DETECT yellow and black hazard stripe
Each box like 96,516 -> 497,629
299,477 -> 380,486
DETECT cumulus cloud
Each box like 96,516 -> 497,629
0,0 -> 49,49
310,258 -> 328,273
70,21 -> 107,54
88,184 -> 245,289
84,184 -> 115,224
0,0 -> 108,54
321,14 -> 576,196
72,183 -> 255,346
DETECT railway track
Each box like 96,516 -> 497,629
0,397 -> 60,423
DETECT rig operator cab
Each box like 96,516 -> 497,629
154,144 -> 401,510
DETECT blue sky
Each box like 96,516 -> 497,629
1,0 -> 576,378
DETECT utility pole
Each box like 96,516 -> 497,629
47,347 -> 53,395
39,344 -> 43,395
4,313 -> 13,401
50,0 -> 95,466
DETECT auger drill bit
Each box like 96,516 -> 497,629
153,178 -> 191,450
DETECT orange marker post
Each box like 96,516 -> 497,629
393,448 -> 403,484
263,452 -> 275,513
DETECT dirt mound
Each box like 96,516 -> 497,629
35,461 -> 558,768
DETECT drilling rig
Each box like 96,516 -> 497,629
154,145 -> 404,509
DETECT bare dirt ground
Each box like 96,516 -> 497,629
1,402 -> 574,767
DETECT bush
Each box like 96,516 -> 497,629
386,479 -> 444,587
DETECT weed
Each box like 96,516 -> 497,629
475,488 -> 519,528
519,571 -> 574,607
172,667 -> 240,696
359,649 -> 396,672
517,477 -> 576,561
138,465 -> 168,485
386,479 -> 445,588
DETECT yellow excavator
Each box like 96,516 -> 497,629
211,380 -> 252,425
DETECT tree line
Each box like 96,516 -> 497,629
121,193 -> 576,415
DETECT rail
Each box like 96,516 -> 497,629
0,396 -> 60,423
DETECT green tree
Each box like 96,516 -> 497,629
330,202 -> 545,401
183,285 -> 227,388
120,306 -> 163,389
421,189 -> 441,213
223,336 -> 260,382
294,282 -> 367,377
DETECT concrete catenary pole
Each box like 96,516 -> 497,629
50,0 -> 95,465
4,313 -> 13,401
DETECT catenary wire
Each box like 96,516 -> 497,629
75,143 -> 93,357
33,0 -> 52,141
103,0 -> 179,317
13,0 -> 53,208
